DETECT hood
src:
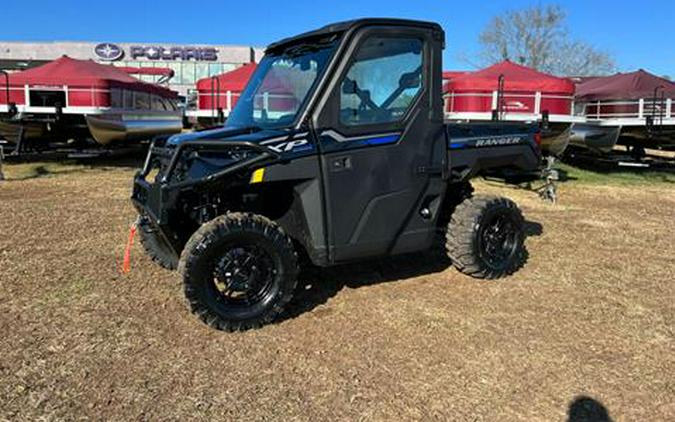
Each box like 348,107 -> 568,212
165,126 -> 314,157
166,126 -> 287,146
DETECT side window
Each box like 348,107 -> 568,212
123,90 -> 134,109
110,88 -> 122,108
340,37 -> 423,126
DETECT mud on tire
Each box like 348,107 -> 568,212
178,213 -> 298,332
446,195 -> 526,279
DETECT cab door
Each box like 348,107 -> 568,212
313,26 -> 446,262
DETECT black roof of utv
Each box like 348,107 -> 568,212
266,18 -> 444,53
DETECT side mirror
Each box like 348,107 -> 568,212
399,71 -> 421,90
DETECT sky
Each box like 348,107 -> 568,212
2,0 -> 673,77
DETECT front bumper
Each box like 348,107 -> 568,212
132,176 -> 169,224
131,173 -> 183,257
131,137 -> 281,234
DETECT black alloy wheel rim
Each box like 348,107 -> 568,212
211,244 -> 277,309
477,212 -> 519,270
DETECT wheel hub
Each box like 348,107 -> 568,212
212,245 -> 275,305
479,214 -> 518,268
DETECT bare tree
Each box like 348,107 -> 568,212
478,4 -> 616,76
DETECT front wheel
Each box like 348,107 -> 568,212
179,213 -> 298,331
137,216 -> 179,271
446,195 -> 526,279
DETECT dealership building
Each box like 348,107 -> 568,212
0,41 -> 264,96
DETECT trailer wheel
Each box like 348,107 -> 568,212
137,216 -> 179,271
179,213 -> 298,332
446,195 -> 526,279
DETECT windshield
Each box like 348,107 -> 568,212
226,38 -> 338,130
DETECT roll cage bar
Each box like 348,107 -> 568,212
0,70 -> 18,117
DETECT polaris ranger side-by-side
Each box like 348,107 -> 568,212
131,19 -> 542,331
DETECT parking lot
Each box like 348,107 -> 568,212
1,160 -> 674,420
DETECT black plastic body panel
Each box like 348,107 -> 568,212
445,122 -> 541,181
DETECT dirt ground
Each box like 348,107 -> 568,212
0,161 -> 674,421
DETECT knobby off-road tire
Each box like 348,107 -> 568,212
446,195 -> 526,279
431,182 -> 475,262
178,213 -> 298,332
137,216 -> 179,271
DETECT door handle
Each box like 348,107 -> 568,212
330,156 -> 352,172
416,165 -> 443,176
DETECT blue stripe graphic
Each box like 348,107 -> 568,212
362,134 -> 400,146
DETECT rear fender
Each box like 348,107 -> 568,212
448,144 -> 541,182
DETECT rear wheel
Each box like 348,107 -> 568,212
446,195 -> 526,279
179,213 -> 298,331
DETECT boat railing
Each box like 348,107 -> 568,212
1,83 -> 178,114
443,90 -> 575,116
494,74 -> 505,121
194,90 -> 239,115
193,91 -> 296,113
208,76 -> 224,124
0,70 -> 18,117
581,97 -> 673,121
646,86 -> 667,134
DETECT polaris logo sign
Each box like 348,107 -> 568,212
94,43 -> 124,61
94,43 -> 218,61
474,136 -> 522,147
130,46 -> 218,61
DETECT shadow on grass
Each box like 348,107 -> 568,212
6,164 -> 89,181
284,251 -> 450,321
524,220 -> 544,237
568,396 -> 613,422
559,162 -> 675,185
560,148 -> 675,184
283,218 -> 543,321
2,150 -> 145,181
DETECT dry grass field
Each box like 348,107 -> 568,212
0,159 -> 674,420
